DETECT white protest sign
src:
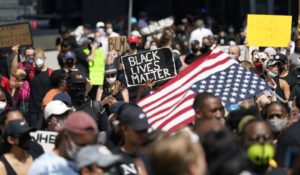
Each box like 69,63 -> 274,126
30,131 -> 58,152
140,17 -> 174,35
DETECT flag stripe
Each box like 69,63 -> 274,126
162,110 -> 195,132
142,52 -> 232,115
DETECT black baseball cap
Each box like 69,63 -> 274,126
273,54 -> 288,64
66,71 -> 88,84
63,51 -> 76,61
3,119 -> 35,138
118,104 -> 149,131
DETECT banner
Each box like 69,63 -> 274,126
30,131 -> 57,152
122,48 -> 176,87
140,17 -> 174,35
247,14 -> 292,47
0,22 -> 33,48
108,36 -> 127,53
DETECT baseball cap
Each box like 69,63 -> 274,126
66,71 -> 88,84
264,47 -> 276,56
76,145 -> 123,169
44,100 -> 72,120
96,21 -> 105,28
273,54 -> 288,64
53,93 -> 72,106
128,35 -> 139,44
3,119 -> 35,138
63,51 -> 76,60
118,104 -> 149,131
105,64 -> 117,74
65,111 -> 98,134
265,59 -> 281,67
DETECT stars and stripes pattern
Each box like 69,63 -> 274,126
137,49 -> 270,132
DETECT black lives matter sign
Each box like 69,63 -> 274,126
0,22 -> 33,48
122,48 -> 176,87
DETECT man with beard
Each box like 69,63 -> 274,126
66,71 -> 109,131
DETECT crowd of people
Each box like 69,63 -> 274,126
0,14 -> 300,175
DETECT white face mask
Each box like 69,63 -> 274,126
0,101 -> 7,112
106,76 -> 116,84
150,45 -> 158,50
106,28 -> 113,35
268,117 -> 288,132
97,28 -> 105,34
35,58 -> 44,68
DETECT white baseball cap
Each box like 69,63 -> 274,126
96,21 -> 105,28
44,100 -> 71,120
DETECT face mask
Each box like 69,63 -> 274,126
150,45 -> 158,50
66,136 -> 81,159
255,63 -> 263,71
0,101 -> 7,112
34,58 -> 44,68
68,84 -> 86,106
130,43 -> 138,50
268,117 -> 288,132
97,28 -> 105,34
191,47 -> 200,54
246,143 -> 275,167
18,133 -> 32,150
267,70 -> 278,78
229,54 -> 237,60
106,28 -> 113,35
65,59 -> 75,68
106,76 -> 116,84
200,45 -> 210,54
26,57 -> 34,65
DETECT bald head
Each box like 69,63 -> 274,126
228,45 -> 241,61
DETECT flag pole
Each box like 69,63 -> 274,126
128,0 -> 133,36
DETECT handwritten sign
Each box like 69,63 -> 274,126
140,17 -> 174,35
84,48 -> 105,85
122,48 -> 176,87
0,22 -> 33,48
30,131 -> 57,152
247,14 -> 292,47
108,36 -> 127,53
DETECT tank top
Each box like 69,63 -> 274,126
0,156 -> 17,175
274,77 -> 285,100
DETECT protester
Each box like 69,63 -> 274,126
75,145 -> 123,175
228,45 -> 241,62
189,19 -> 213,47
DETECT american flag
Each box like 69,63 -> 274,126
137,49 -> 270,132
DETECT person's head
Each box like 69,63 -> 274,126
159,33 -> 173,47
64,111 -> 98,159
201,129 -> 247,175
76,145 -> 123,175
228,45 -> 241,61
191,40 -> 200,54
83,24 -> 92,36
116,103 -> 149,150
265,59 -> 282,78
261,101 -> 289,133
96,21 -> 105,34
194,118 -> 224,138
264,47 -> 276,58
24,47 -> 35,65
128,35 -> 140,50
0,88 -> 7,112
53,93 -> 72,107
149,131 -> 206,175
193,92 -> 225,121
0,108 -> 24,135
44,100 -> 73,132
241,119 -> 273,147
105,23 -> 114,35
66,71 -> 88,106
49,69 -> 67,90
195,19 -> 204,29
2,119 -> 35,152
273,54 -> 288,73
34,48 -> 46,69
63,51 -> 77,69
105,64 -> 118,85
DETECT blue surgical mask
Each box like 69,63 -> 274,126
267,70 -> 278,78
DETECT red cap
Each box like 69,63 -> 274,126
128,35 -> 139,44
65,111 -> 98,134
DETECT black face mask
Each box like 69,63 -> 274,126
191,47 -> 200,54
130,43 -> 138,50
200,45 -> 210,54
65,59 -> 75,68
67,83 -> 86,106
18,133 -> 32,150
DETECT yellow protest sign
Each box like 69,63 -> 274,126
84,48 -> 105,85
247,14 -> 292,47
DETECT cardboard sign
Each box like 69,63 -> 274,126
122,48 -> 176,87
0,22 -> 33,48
247,14 -> 292,47
84,48 -> 105,85
108,36 -> 127,53
141,17 -> 174,35
30,131 -> 57,152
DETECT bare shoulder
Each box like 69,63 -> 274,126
0,160 -> 8,175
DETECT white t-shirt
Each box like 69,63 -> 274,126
29,152 -> 78,175
189,28 -> 213,47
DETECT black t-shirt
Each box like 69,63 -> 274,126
0,55 -> 10,78
74,50 -> 89,78
275,121 -> 300,167
185,53 -> 200,65
114,149 -> 139,175
27,69 -> 51,112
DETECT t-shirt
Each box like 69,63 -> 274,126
0,75 -> 11,93
27,69 -> 52,112
29,151 -> 78,175
114,149 -> 139,175
74,50 -> 89,78
275,121 -> 300,167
